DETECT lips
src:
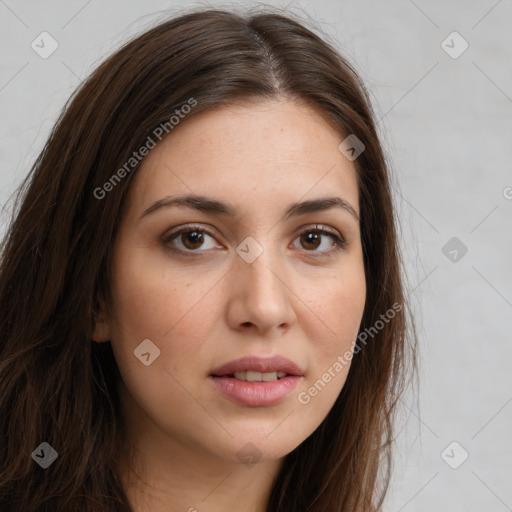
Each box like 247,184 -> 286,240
210,355 -> 304,378
209,356 -> 304,406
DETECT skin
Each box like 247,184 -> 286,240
94,98 -> 366,512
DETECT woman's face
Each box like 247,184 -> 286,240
97,98 -> 366,465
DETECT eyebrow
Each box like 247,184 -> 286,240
139,194 -> 359,222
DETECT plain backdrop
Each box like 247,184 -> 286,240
1,1 -> 511,510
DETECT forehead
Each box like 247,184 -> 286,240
124,99 -> 359,219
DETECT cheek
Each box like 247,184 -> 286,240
106,253 -> 224,435
108,247 -> 222,376
300,261 -> 366,353
296,262 -> 365,409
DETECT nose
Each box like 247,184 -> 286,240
225,242 -> 297,336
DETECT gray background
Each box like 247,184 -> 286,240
1,1 -> 511,510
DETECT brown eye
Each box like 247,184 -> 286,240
180,230 -> 204,250
300,231 -> 321,250
164,225 -> 221,254
293,226 -> 346,256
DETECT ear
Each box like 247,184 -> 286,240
92,320 -> 111,343
91,293 -> 112,343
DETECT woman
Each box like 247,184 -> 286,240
0,6 -> 416,511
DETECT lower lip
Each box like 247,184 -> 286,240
209,375 -> 301,406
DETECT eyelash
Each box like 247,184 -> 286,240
163,224 -> 346,258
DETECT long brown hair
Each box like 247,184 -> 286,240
0,6 -> 416,511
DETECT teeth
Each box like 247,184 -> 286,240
233,371 -> 287,382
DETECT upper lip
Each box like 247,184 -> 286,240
210,355 -> 304,377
